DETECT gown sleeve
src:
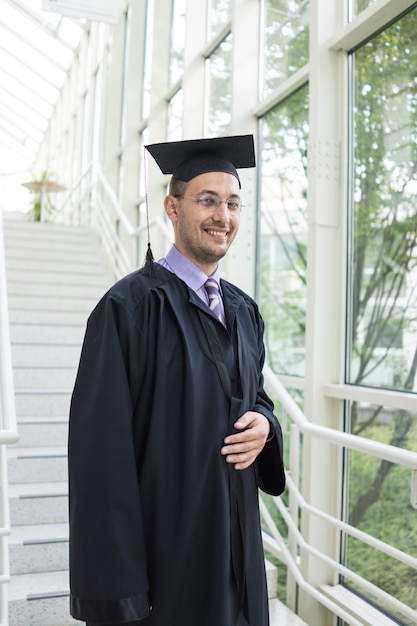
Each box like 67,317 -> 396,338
68,294 -> 150,623
251,314 -> 286,497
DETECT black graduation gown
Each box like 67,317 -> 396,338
68,264 -> 285,626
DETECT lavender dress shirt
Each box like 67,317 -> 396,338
158,245 -> 225,322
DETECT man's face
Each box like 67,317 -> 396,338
165,171 -> 241,274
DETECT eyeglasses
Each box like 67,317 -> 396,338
174,195 -> 244,212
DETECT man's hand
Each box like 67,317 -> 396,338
221,412 -> 270,470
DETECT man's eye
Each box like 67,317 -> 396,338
199,197 -> 217,207
227,201 -> 240,211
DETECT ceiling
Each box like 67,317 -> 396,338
0,0 -> 84,178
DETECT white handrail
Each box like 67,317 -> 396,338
262,363 -> 417,624
263,363 -> 417,469
260,497 -> 365,626
262,488 -> 417,624
0,210 -> 19,444
0,209 -> 20,626
56,162 -> 173,278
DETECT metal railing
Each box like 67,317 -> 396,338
55,162 -> 172,279
262,364 -> 417,625
0,208 -> 20,625
53,168 -> 417,625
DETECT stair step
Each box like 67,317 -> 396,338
269,598 -> 309,625
9,522 -> 69,575
4,233 -> 98,252
4,241 -> 100,262
7,281 -> 108,300
6,267 -> 111,286
12,367 -> 77,390
8,570 -> 83,626
12,344 -> 82,367
14,390 -> 72,418
8,309 -> 89,325
7,293 -> 99,312
16,417 -> 69,447
8,446 -> 68,484
9,482 -> 68,526
3,219 -> 109,626
6,256 -> 110,275
6,259 -> 102,280
3,217 -> 92,237
10,323 -> 85,345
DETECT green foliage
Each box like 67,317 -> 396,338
263,0 -> 309,91
347,421 -> 417,622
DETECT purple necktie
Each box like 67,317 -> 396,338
204,278 -> 225,325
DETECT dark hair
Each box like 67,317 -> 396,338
169,177 -> 187,197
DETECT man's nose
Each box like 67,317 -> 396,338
213,200 -> 230,220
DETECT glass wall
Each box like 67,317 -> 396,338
259,91 -> 309,377
208,0 -> 232,38
206,34 -> 232,136
261,0 -> 309,97
344,404 -> 417,624
352,0 -> 377,16
346,7 -> 417,393
169,0 -> 185,85
344,6 -> 417,621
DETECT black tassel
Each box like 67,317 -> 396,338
143,242 -> 156,276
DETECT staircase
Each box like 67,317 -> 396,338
3,212 -> 113,626
2,212 -> 308,626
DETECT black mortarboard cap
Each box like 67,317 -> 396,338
142,134 -> 255,275
145,134 -> 255,189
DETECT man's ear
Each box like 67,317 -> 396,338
164,195 -> 179,223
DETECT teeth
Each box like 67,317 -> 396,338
207,230 -> 227,236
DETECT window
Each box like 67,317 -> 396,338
346,6 -> 417,392
169,0 -> 186,85
206,34 -> 232,136
343,8 -> 417,620
259,86 -> 309,376
167,89 -> 183,140
343,402 -> 417,623
208,0 -> 231,38
261,0 -> 309,98
352,0 -> 377,18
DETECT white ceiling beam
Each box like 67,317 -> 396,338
0,106 -> 43,143
4,0 -> 78,52
0,21 -> 67,71
0,66 -> 56,107
0,85 -> 50,124
0,130 -> 36,160
0,43 -> 60,91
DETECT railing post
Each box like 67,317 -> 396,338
286,422 -> 300,611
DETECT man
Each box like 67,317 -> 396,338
68,134 -> 285,626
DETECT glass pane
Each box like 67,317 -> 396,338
344,401 -> 417,624
262,0 -> 309,97
347,8 -> 417,392
206,34 -> 232,136
352,0 -> 377,17
142,0 -> 154,120
169,0 -> 186,85
259,86 -> 309,377
167,89 -> 183,141
208,0 -> 232,38
0,1 -> 82,175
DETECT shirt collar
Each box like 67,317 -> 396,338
161,245 -> 222,292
